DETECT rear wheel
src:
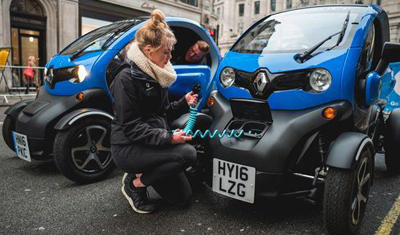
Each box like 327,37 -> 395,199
53,117 -> 114,184
384,111 -> 400,175
2,115 -> 15,151
324,147 -> 372,235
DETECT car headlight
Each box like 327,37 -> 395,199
309,69 -> 332,92
72,65 -> 87,83
220,67 -> 235,88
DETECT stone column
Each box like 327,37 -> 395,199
1,0 -> 12,93
382,0 -> 400,42
276,0 -> 285,12
59,0 -> 79,49
40,0 -> 58,62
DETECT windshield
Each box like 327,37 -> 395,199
231,6 -> 365,54
60,19 -> 143,55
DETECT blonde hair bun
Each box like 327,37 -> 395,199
149,9 -> 167,29
135,9 -> 176,51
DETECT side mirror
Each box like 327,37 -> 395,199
364,71 -> 381,107
376,42 -> 400,75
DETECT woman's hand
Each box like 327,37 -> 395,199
171,129 -> 192,144
185,91 -> 198,107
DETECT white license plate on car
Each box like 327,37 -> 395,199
12,131 -> 31,162
212,158 -> 256,204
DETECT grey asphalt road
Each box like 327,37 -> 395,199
0,104 -> 399,235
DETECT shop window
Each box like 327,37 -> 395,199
180,0 -> 199,7
300,0 -> 309,6
239,4 -> 245,17
10,0 -> 46,17
270,0 -> 276,12
255,1 -> 260,15
10,0 -> 47,87
286,0 -> 292,9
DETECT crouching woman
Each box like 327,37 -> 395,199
110,9 -> 198,214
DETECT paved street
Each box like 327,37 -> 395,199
0,104 -> 399,235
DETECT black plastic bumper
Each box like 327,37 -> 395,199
207,91 -> 352,197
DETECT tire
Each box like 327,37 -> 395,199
384,112 -> 400,175
324,147 -> 373,235
53,117 -> 114,184
2,115 -> 15,151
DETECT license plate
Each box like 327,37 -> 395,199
12,131 -> 31,162
212,158 -> 256,203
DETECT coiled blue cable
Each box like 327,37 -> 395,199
176,107 -> 243,139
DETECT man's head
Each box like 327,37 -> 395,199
185,40 -> 209,63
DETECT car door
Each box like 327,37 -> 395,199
167,21 -> 221,110
169,65 -> 212,109
105,19 -> 221,110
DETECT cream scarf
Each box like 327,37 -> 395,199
127,42 -> 177,88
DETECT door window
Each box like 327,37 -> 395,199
11,27 -> 41,87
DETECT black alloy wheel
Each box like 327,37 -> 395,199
54,117 -> 114,184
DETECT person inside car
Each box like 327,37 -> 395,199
171,40 -> 209,65
110,9 -> 198,214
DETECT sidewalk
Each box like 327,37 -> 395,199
0,93 -> 36,107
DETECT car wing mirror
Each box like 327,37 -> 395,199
376,42 -> 400,76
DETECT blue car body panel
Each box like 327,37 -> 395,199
216,5 -> 387,111
45,52 -> 101,95
170,65 -> 212,108
44,17 -> 220,111
217,49 -> 353,110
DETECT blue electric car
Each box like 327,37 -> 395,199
2,17 -> 220,183
204,5 -> 400,235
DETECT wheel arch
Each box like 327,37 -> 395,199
325,132 -> 374,170
54,108 -> 113,131
4,99 -> 35,119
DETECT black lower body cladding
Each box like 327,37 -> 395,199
13,86 -> 112,159
207,91 -> 352,196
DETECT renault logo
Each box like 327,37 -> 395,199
46,68 -> 55,88
253,72 -> 268,92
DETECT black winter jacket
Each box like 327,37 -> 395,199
110,62 -> 189,146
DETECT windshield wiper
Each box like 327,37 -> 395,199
297,11 -> 351,63
101,23 -> 133,50
70,41 -> 96,61
331,10 -> 351,49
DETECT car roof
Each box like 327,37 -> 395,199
110,16 -> 201,28
271,4 -> 368,16
257,4 -> 372,23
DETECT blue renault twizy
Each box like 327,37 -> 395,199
202,4 -> 400,235
2,17 -> 220,184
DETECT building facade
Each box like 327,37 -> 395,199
0,0 -> 217,91
214,0 -> 400,56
